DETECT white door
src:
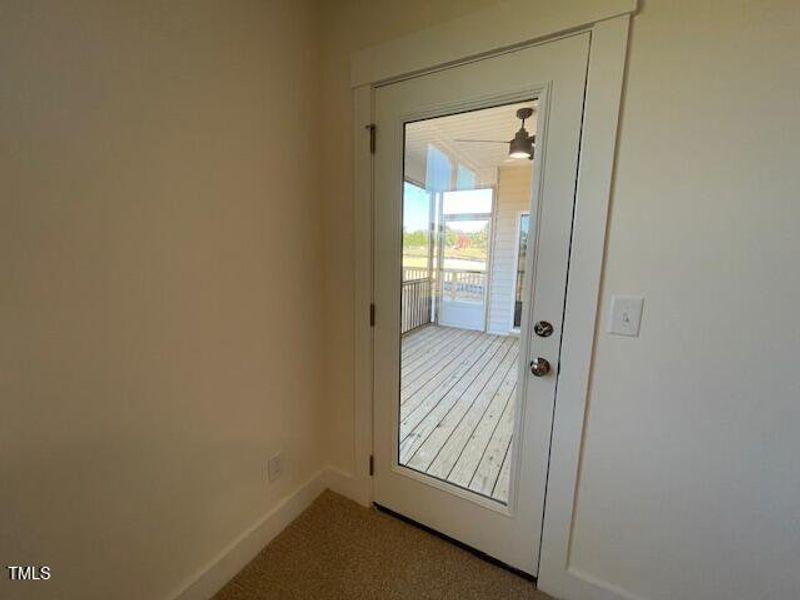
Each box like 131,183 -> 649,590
373,33 -> 589,575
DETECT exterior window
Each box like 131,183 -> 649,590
514,213 -> 530,329
456,164 -> 476,190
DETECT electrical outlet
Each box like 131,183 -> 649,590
268,450 -> 285,483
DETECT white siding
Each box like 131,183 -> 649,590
487,166 -> 533,335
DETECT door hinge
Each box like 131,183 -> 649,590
369,454 -> 374,476
369,303 -> 375,327
366,124 -> 376,154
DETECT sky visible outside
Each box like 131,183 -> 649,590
403,182 -> 431,232
403,183 -> 493,233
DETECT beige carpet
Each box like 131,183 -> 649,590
214,491 -> 551,600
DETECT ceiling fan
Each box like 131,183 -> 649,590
454,107 -> 535,159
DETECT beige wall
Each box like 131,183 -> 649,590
320,1 -> 800,599
0,1 -> 323,599
570,2 -> 800,598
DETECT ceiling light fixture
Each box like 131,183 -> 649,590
508,108 -> 535,159
452,106 -> 536,160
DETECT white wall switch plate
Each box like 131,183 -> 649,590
268,450 -> 285,482
607,295 -> 644,337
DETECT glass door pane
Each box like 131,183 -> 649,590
399,101 -> 536,504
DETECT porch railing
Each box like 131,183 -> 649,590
400,267 -> 487,334
442,269 -> 486,303
401,274 -> 433,334
402,267 -> 430,282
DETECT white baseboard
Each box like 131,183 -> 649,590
169,470 -> 328,600
323,466 -> 372,507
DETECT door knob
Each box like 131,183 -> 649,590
529,357 -> 551,377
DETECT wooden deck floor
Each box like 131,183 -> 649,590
399,325 -> 519,504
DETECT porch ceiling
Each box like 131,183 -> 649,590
405,100 -> 538,187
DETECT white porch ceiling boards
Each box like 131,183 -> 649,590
405,100 -> 537,188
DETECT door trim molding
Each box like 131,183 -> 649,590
350,0 -> 637,88
352,84 -> 374,509
352,9 -> 633,600
537,15 -> 635,600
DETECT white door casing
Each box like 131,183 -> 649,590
352,3 -> 632,597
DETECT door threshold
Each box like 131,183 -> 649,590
373,502 -> 536,583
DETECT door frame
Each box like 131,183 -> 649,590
438,205 -> 493,333
351,2 -> 635,599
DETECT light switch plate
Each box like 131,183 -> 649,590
607,295 -> 644,336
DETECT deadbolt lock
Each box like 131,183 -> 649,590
533,320 -> 554,337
